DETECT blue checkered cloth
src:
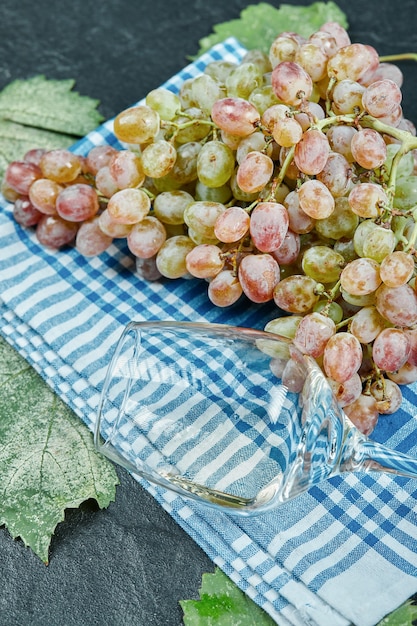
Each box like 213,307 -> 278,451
1,37 -> 417,626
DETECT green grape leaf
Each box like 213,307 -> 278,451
0,118 -> 77,181
180,567 -> 276,625
377,600 -> 417,625
0,75 -> 103,136
195,2 -> 348,56
0,74 -> 104,180
0,335 -> 119,564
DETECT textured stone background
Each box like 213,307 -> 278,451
0,2 -> 416,625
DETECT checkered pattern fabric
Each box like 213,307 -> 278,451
1,38 -> 416,626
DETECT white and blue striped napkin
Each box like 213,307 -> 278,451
1,38 -> 417,626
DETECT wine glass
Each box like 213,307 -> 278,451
94,320 -> 417,515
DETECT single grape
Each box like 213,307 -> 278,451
56,184 -> 99,222
294,42 -> 328,82
315,197 -> 358,240
207,269 -> 243,307
183,201 -> 225,240
375,283 -> 417,326
327,43 -> 379,83
370,379 -> 402,415
173,107 -> 211,144
190,73 -> 226,115
195,180 -> 232,205
85,145 -> 118,175
75,216 -> 113,256
323,332 -> 363,383
350,306 -> 386,344
39,149 -> 83,183
273,274 -> 320,313
350,129 -> 387,170
264,315 -> 302,339
236,151 -> 274,194
127,216 -> 167,258
23,148 -> 47,166
328,373 -> 362,408
331,79 -> 365,115
270,228 -> 300,265
35,214 -> 79,249
155,235 -> 195,279
362,79 -> 402,118
340,257 -> 381,296
107,188 -> 151,225
388,363 -> 417,385
326,125 -> 358,162
211,97 -> 260,137
140,140 -> 177,178
238,253 -> 280,303
319,21 -> 351,50
113,105 -> 160,144
343,394 -> 379,436
302,245 -> 344,283
145,87 -> 181,121
361,225 -> 396,263
185,244 -> 224,278
380,251 -> 414,287
271,61 -> 313,106
153,189 -> 193,225
293,129 -> 330,176
249,202 -> 289,252
135,256 -> 163,281
214,206 -> 250,243
108,150 -> 145,189
271,116 -> 303,148
298,179 -> 335,219
5,160 -> 42,195
316,152 -> 354,198
13,197 -> 43,227
197,140 -> 235,188
28,178 -> 63,215
95,166 -> 119,198
269,33 -> 300,68
226,62 -> 263,100
348,182 -> 388,219
372,328 -> 411,373
98,209 -> 133,238
293,311 -> 336,357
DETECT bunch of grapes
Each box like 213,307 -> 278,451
4,21 -> 417,435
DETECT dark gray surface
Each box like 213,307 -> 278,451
0,2 -> 417,625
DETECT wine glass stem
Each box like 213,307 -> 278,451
357,438 -> 417,480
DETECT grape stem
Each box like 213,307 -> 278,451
379,52 -> 417,63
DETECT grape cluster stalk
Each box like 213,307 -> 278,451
4,22 -> 417,435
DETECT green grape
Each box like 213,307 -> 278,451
301,245 -> 344,283
172,107 -> 211,144
226,62 -> 264,100
393,176 -> 417,211
153,190 -> 193,225
155,235 -> 195,278
183,201 -> 225,240
384,144 -> 414,181
145,88 -> 181,121
190,74 -> 226,116
196,140 -> 235,188
248,85 -> 280,115
353,219 -> 379,257
333,238 -> 358,263
313,299 -> 344,323
362,225 -> 396,263
314,197 -> 359,240
264,315 -> 303,339
204,60 -> 237,84
195,180 -> 232,204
